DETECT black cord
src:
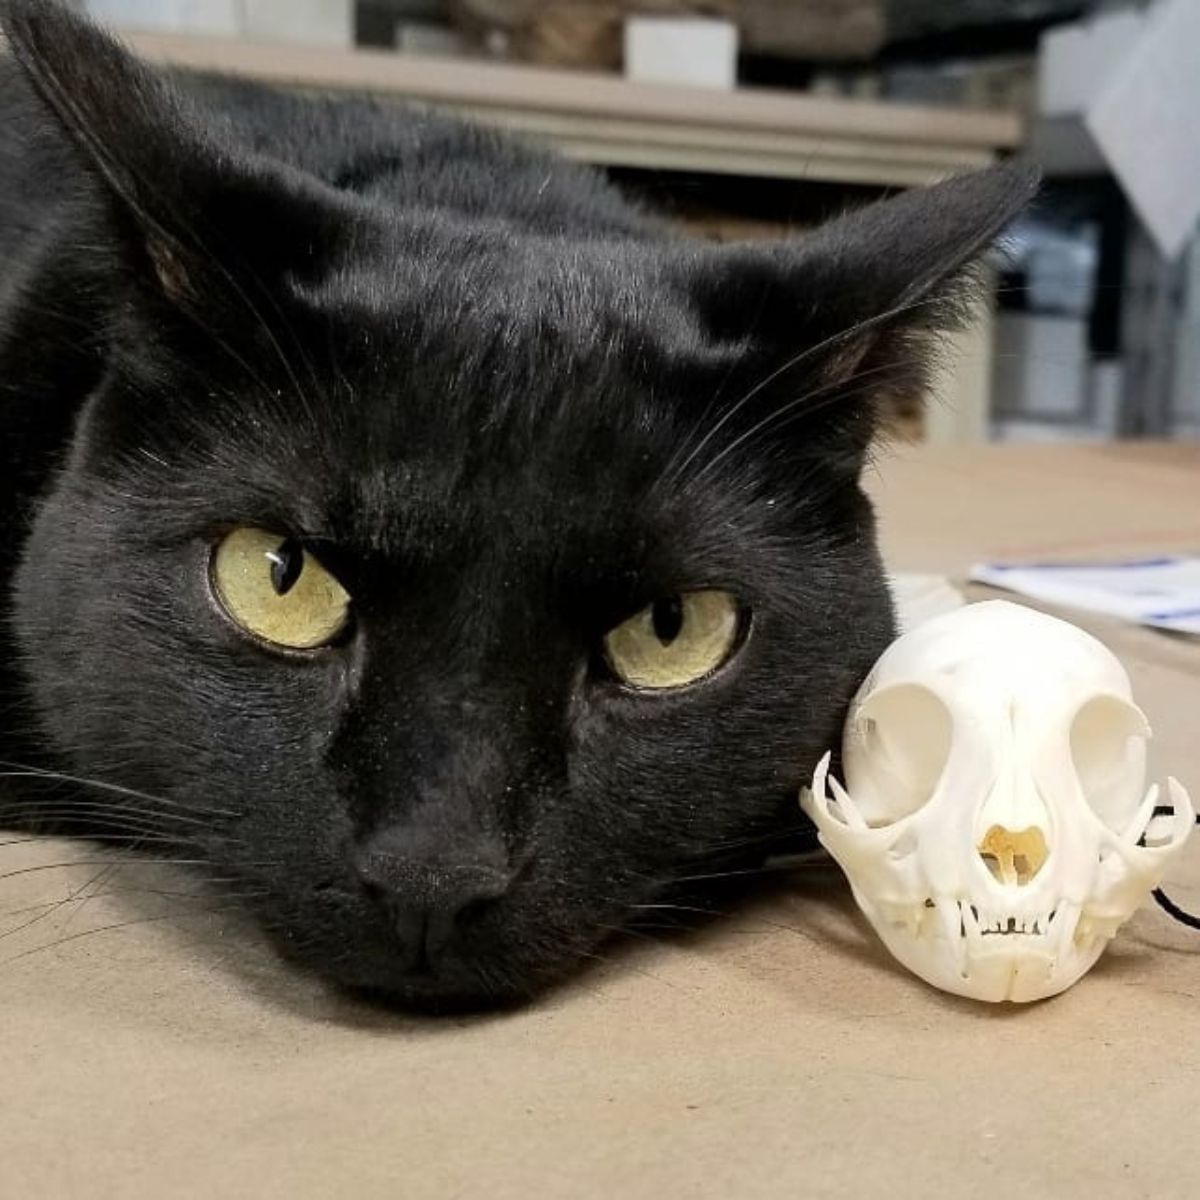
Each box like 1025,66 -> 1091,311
1152,813 -> 1200,930
1153,887 -> 1200,930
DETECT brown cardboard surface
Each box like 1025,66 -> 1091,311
2,444 -> 1198,1200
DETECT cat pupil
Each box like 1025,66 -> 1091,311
652,596 -> 684,645
267,539 -> 304,596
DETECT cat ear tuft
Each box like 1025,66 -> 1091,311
670,163 -> 1039,465
3,0 -> 192,238
1,0 -> 354,315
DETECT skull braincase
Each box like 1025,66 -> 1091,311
802,601 -> 1194,1003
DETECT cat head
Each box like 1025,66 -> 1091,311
3,1 -> 1036,1008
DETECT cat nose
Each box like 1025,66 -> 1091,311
353,837 -> 512,969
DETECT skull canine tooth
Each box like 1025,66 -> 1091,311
1053,901 -> 1082,961
961,903 -> 984,952
934,899 -> 969,976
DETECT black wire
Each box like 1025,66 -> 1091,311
1152,813 -> 1200,931
1153,887 -> 1200,930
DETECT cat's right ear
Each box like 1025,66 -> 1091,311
1,0 -> 359,320
658,164 -> 1037,475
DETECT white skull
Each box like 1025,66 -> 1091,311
800,600 -> 1194,1003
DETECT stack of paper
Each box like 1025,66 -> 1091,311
970,557 -> 1200,637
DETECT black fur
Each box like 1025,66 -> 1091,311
0,0 -> 1036,1008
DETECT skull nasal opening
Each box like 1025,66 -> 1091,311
978,825 -> 1050,886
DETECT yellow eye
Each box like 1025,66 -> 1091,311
210,527 -> 350,651
603,590 -> 742,691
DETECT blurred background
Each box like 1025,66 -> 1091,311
72,0 -> 1200,445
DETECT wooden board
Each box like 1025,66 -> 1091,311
126,32 -> 1021,187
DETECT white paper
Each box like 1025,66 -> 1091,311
1037,10 -> 1146,118
889,573 -> 964,634
1085,0 -> 1200,260
623,17 -> 738,90
970,556 -> 1200,637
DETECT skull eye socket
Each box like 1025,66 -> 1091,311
1069,694 -> 1149,832
844,683 -> 952,827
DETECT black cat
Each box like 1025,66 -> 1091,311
0,0 -> 1035,1009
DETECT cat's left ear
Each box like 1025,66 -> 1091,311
668,164 -> 1039,469
1,0 -> 359,318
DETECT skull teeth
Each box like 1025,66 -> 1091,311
969,910 -> 1056,937
904,901 -> 1074,944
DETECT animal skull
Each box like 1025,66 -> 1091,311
800,601 -> 1194,1002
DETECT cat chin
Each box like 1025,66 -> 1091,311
254,901 -> 590,1012
345,979 -> 540,1016
298,948 -> 576,1014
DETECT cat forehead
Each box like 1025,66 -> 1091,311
201,389 -> 766,582
299,219 -> 703,360
164,364 -> 692,547
328,411 -> 684,557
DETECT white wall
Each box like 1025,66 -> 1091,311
83,0 -> 353,46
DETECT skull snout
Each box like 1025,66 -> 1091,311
978,825 -> 1049,887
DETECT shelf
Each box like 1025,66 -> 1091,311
126,32 -> 1021,187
